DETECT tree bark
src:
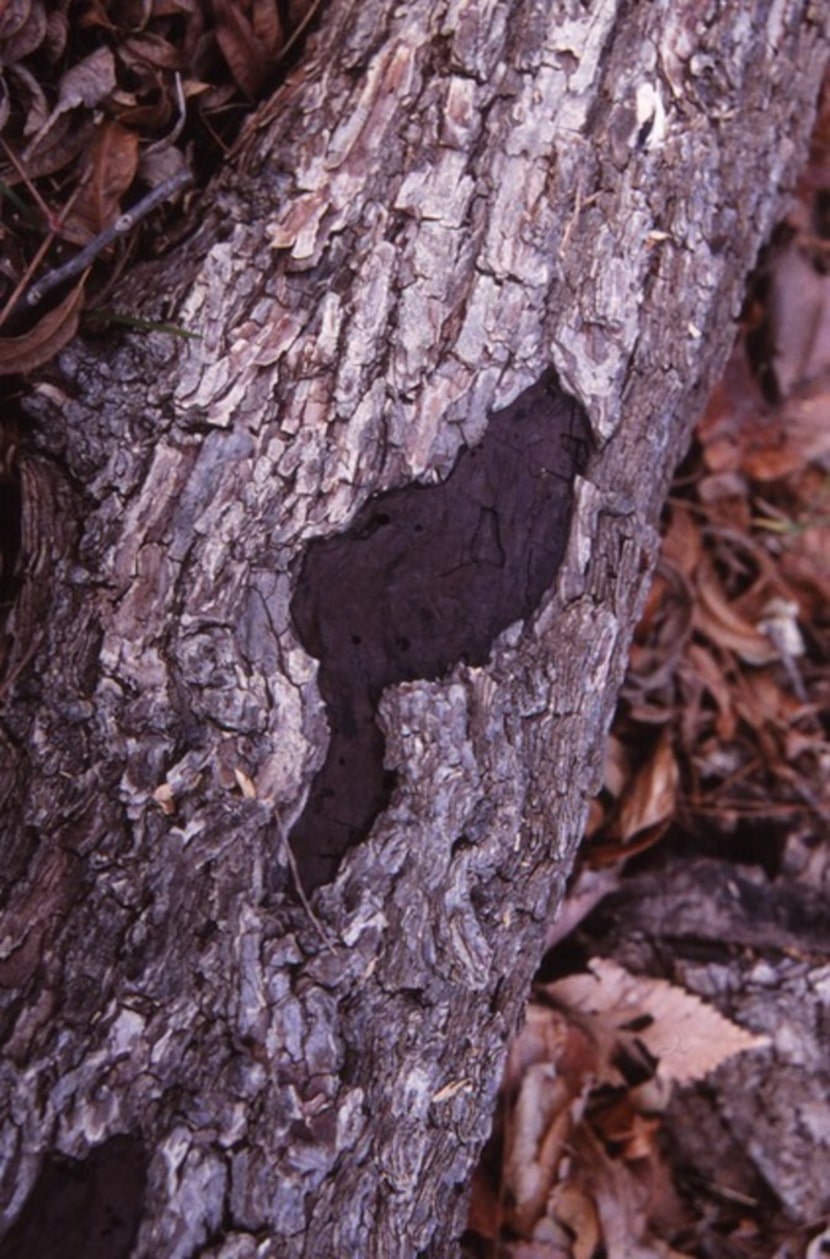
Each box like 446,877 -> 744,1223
0,2 -> 826,1256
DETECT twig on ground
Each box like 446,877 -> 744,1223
18,167 -> 194,314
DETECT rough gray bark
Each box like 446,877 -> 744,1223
0,2 -> 826,1257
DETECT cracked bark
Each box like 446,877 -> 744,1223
0,2 -> 826,1257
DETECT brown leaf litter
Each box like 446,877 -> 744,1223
0,0 -> 323,368
467,69 -> 830,1259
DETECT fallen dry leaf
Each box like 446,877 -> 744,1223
48,44 -> 116,119
506,1063 -> 577,1235
697,335 -> 771,477
767,238 -> 830,396
549,958 -> 769,1087
61,120 -> 140,244
613,729 -> 679,846
0,277 -> 86,375
693,556 -> 779,665
0,0 -> 46,63
252,0 -> 284,55
660,503 -> 703,580
16,110 -> 96,181
680,641 -> 737,741
548,1182 -> 601,1259
213,0 -> 270,97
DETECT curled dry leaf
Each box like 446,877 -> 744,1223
213,0 -> 270,97
121,31 -> 184,73
731,667 -> 817,760
4,61 -> 47,140
20,111 -> 97,181
612,729 -> 679,848
697,336 -> 771,477
0,0 -> 318,355
61,120 -> 140,244
742,385 -> 830,481
660,503 -> 703,580
626,561 -> 694,704
506,1063 -> 577,1236
693,556 -> 779,665
768,238 -> 830,396
586,730 -> 680,865
681,641 -> 737,741
138,138 -> 190,189
499,1242 -> 571,1259
0,277 -> 86,376
0,0 -> 46,63
570,1124 -> 693,1259
548,1182 -> 601,1259
42,8 -> 68,63
40,44 -> 116,132
545,866 -> 622,949
484,981 -> 704,1257
0,0 -> 32,44
252,0 -> 284,55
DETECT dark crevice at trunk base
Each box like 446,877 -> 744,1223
289,372 -> 591,891
0,1134 -> 148,1259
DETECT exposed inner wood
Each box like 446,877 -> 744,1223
290,374 -> 590,889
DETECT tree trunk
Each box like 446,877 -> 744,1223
0,2 -> 826,1256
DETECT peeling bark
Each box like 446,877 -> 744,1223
0,2 -> 827,1257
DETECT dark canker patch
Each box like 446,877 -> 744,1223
289,373 -> 590,891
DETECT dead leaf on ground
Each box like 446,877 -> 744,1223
767,237 -> 830,397
33,44 -> 117,145
61,120 -> 140,244
13,111 -> 96,181
680,641 -> 737,742
612,730 -> 679,848
0,0 -> 47,63
252,0 -> 284,55
213,0 -> 271,97
0,277 -> 86,375
0,0 -> 320,358
697,336 -> 771,477
470,958 -> 763,1257
548,958 -> 769,1087
693,557 -> 780,665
